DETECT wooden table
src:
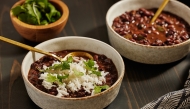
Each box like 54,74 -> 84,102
0,0 -> 190,109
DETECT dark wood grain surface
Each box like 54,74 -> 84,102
0,0 -> 190,109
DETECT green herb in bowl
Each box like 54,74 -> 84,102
11,0 -> 61,25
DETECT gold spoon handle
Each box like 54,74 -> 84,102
0,36 -> 60,60
150,0 -> 169,24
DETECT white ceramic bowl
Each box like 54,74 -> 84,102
21,36 -> 125,109
106,0 -> 190,64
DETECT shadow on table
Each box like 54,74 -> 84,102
122,53 -> 190,93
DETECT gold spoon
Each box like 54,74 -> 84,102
0,36 -> 93,61
150,0 -> 169,24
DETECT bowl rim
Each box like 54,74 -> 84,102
21,36 -> 125,100
10,0 -> 69,29
106,0 -> 190,49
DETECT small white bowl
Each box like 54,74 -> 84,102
21,36 -> 125,109
106,0 -> 190,64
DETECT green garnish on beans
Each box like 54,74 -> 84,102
11,0 -> 61,25
94,85 -> 110,94
46,73 -> 69,84
40,56 -> 73,74
84,60 -> 102,76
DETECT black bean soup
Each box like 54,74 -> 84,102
112,8 -> 190,46
28,50 -> 118,98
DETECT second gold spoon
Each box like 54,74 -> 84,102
150,0 -> 169,24
0,36 -> 93,61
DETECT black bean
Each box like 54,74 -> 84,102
166,30 -> 175,37
174,40 -> 181,44
136,34 -> 146,40
156,20 -> 165,26
139,8 -> 154,16
181,33 -> 189,40
137,23 -> 145,29
120,14 -> 129,22
160,15 -> 174,24
113,17 -> 120,22
144,29 -> 151,34
132,34 -> 138,39
152,39 -> 163,46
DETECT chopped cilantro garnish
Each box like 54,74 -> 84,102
67,56 -> 73,63
61,61 -> 70,70
37,54 -> 111,97
46,73 -> 58,83
94,85 -> 110,94
46,73 -> 68,84
84,59 -> 94,68
73,69 -> 84,76
84,60 -> 102,76
92,71 -> 101,76
38,56 -> 73,74
57,74 -> 69,83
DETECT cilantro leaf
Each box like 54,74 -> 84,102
84,60 -> 95,70
73,69 -> 84,76
92,71 -> 101,76
84,60 -> 101,76
61,61 -> 70,70
32,2 -> 42,25
18,13 -> 38,25
24,2 -> 42,25
57,74 -> 69,83
25,0 -> 34,4
46,73 -> 69,84
40,20 -> 48,25
46,73 -> 58,83
39,56 -> 73,74
46,3 -> 61,23
36,0 -> 48,9
44,61 -> 70,73
94,85 -> 110,94
49,63 -> 63,70
67,56 -> 73,63
11,6 -> 26,16
24,3 -> 36,17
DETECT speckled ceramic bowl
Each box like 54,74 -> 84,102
21,36 -> 125,109
106,0 -> 190,64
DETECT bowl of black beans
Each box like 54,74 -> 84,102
106,0 -> 190,64
21,36 -> 125,109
